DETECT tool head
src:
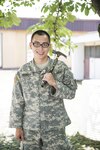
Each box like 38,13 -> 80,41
52,50 -> 67,58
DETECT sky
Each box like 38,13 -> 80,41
15,1 -> 100,20
16,6 -> 100,20
1,0 -> 100,19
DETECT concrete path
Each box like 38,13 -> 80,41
0,70 -> 16,136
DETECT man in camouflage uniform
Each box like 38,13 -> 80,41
9,30 -> 77,150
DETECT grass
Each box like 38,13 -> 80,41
0,132 -> 100,150
69,132 -> 100,150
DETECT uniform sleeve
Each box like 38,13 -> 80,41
50,63 -> 77,99
9,72 -> 25,128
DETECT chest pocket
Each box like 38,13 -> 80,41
21,72 -> 40,91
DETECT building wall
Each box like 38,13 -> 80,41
0,29 -> 100,81
0,33 -> 2,67
0,30 -> 27,69
71,32 -> 100,80
71,43 -> 84,80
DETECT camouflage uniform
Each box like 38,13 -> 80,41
9,58 -> 77,150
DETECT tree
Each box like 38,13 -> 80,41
0,0 -> 38,28
28,0 -> 97,51
91,0 -> 100,16
0,0 -> 98,51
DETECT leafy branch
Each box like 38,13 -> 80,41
0,0 -> 98,51
28,0 -> 77,51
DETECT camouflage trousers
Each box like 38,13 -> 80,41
20,129 -> 74,150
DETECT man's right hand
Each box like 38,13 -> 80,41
15,128 -> 24,141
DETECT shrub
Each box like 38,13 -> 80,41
0,134 -> 20,150
69,132 -> 100,150
0,132 -> 100,150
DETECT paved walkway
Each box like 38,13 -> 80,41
0,70 -> 100,141
0,70 -> 17,136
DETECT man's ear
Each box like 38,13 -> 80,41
48,43 -> 52,50
48,44 -> 53,55
29,42 -> 32,49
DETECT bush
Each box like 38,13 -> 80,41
0,132 -> 100,150
69,132 -> 100,150
0,134 -> 20,150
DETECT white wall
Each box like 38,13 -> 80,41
90,58 -> 100,79
0,33 -> 2,67
2,30 -> 26,68
71,32 -> 100,80
78,80 -> 100,140
71,43 -> 84,80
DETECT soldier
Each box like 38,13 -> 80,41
9,30 -> 77,150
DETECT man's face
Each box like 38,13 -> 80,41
30,34 -> 50,61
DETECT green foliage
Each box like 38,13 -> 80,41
74,1 -> 94,16
92,0 -> 100,16
11,0 -> 36,7
0,0 -> 95,29
69,132 -> 100,150
0,133 -> 100,150
0,0 -> 39,28
0,134 -> 20,150
0,0 -> 97,52
28,0 -> 77,51
0,11 -> 21,28
27,0 -> 95,51
0,0 -> 5,5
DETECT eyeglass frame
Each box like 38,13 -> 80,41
32,41 -> 50,48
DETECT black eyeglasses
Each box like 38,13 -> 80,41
32,41 -> 50,48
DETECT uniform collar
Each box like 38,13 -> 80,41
21,57 -> 54,75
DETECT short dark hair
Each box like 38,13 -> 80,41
31,30 -> 50,43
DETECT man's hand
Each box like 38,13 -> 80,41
16,128 -> 24,141
42,73 -> 57,89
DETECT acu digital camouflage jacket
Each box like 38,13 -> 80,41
9,58 -> 77,132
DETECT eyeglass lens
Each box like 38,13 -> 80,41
32,41 -> 49,48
